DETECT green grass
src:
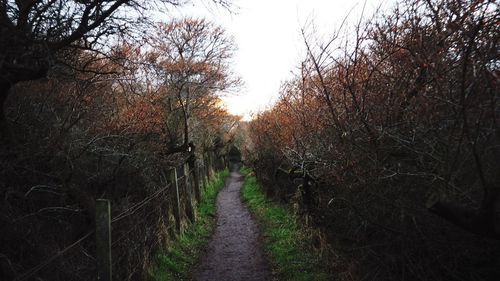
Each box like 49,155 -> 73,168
240,166 -> 331,281
149,168 -> 229,281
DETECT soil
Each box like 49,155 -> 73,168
192,167 -> 272,281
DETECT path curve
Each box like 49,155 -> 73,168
192,166 -> 272,281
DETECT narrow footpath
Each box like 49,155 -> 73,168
192,167 -> 272,281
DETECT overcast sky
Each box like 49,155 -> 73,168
164,0 -> 393,120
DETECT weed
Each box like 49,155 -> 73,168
240,167 -> 331,281
149,168 -> 229,281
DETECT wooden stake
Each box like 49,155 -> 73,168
169,168 -> 181,232
184,163 -> 195,222
96,199 -> 112,281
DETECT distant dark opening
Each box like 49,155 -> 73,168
228,145 -> 242,163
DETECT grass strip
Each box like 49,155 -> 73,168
149,168 -> 229,281
240,166 -> 331,281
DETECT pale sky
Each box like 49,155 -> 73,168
165,0 -> 393,120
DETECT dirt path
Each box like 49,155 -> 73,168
192,167 -> 272,281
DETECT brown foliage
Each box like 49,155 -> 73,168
246,0 -> 500,280
0,16 -> 239,281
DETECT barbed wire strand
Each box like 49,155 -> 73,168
12,166 -> 198,281
13,230 -> 94,281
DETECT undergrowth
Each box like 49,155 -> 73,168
240,166 -> 331,281
148,168 -> 229,281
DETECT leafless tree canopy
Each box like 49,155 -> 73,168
246,0 -> 499,280
146,18 -> 241,152
0,1 -> 241,280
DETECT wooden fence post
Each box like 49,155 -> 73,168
190,161 -> 201,203
200,163 -> 207,188
208,152 -> 215,179
197,165 -> 204,191
96,199 -> 112,281
203,154 -> 210,182
183,163 -> 195,222
169,168 -> 181,233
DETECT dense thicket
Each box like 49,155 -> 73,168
0,7 -> 239,281
246,0 -> 500,280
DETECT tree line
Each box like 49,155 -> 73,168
0,1 -> 241,280
245,0 -> 499,280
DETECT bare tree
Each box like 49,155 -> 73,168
147,18 -> 240,153
247,0 -> 500,279
0,0 -> 195,139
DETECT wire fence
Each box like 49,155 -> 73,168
10,152 -> 226,281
